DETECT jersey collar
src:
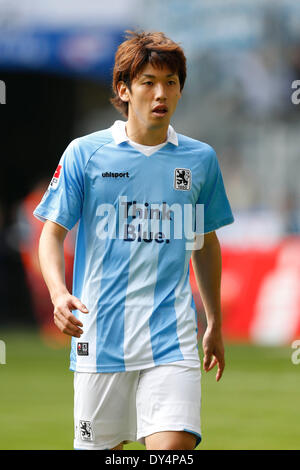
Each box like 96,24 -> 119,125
111,120 -> 178,147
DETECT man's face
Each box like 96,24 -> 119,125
120,63 -> 182,130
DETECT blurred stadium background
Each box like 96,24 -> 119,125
0,0 -> 299,450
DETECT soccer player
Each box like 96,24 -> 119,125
34,31 -> 234,450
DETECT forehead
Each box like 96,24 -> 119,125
135,62 -> 178,80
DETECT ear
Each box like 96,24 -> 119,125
117,81 -> 130,103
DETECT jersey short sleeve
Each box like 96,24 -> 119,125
33,139 -> 84,231
196,146 -> 234,234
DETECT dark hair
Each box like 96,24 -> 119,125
110,30 -> 187,117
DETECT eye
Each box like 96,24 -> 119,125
143,81 -> 153,86
168,80 -> 177,85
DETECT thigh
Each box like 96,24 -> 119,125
145,430 -> 197,450
136,361 -> 201,449
74,371 -> 139,450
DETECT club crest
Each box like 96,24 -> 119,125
174,168 -> 191,191
79,420 -> 93,441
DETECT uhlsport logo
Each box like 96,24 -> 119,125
102,171 -> 129,178
174,168 -> 191,190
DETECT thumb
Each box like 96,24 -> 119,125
72,297 -> 89,313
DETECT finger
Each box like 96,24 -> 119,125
56,305 -> 84,327
68,312 -> 84,328
54,316 -> 82,338
216,359 -> 225,382
55,306 -> 81,326
54,309 -> 84,335
203,353 -> 213,371
71,297 -> 89,314
206,357 -> 218,372
216,367 -> 223,382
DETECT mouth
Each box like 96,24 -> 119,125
152,105 -> 168,117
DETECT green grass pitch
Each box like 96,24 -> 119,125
0,328 -> 299,450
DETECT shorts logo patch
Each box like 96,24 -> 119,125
49,164 -> 62,189
77,342 -> 89,356
174,168 -> 191,191
79,420 -> 93,441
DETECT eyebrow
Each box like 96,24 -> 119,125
140,73 -> 177,78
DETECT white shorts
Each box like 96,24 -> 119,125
73,361 -> 201,450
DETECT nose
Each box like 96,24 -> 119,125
154,83 -> 167,101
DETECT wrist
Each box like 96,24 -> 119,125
50,286 -> 69,304
206,319 -> 222,332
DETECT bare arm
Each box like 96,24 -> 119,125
191,231 -> 225,381
38,220 -> 88,338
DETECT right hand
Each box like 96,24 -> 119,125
52,292 -> 89,338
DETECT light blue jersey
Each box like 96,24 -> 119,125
33,120 -> 234,372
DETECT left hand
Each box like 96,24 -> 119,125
202,326 -> 225,381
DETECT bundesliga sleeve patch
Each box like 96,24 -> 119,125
49,164 -> 62,189
77,342 -> 89,356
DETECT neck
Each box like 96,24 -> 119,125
125,118 -> 169,146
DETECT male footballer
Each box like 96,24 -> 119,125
34,30 -> 234,450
